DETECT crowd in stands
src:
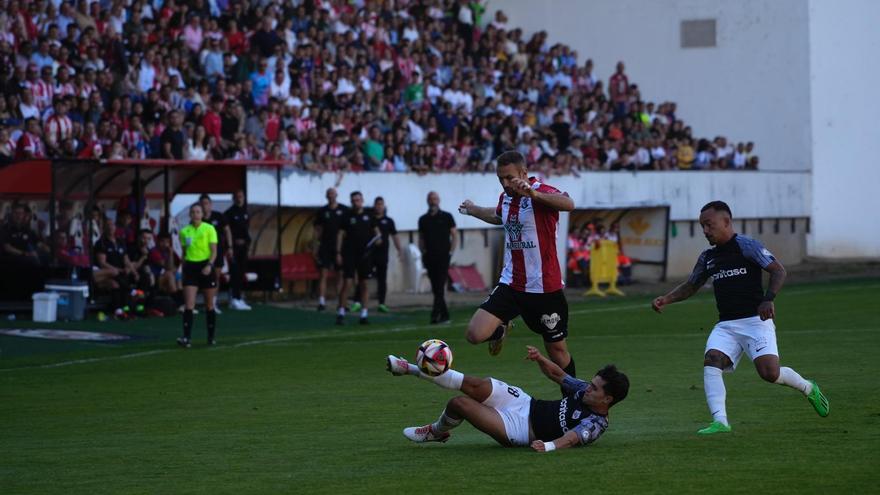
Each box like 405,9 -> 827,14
0,197 -> 179,317
0,0 -> 759,174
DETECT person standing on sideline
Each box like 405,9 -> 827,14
652,201 -> 829,435
458,150 -> 577,383
372,197 -> 403,313
177,203 -> 218,348
314,188 -> 348,311
225,189 -> 252,310
200,194 -> 232,313
418,191 -> 457,324
336,191 -> 381,325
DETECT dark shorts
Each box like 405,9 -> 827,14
479,283 -> 569,342
342,250 -> 372,280
213,252 -> 225,269
315,247 -> 340,270
182,261 -> 218,289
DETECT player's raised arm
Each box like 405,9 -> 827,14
652,251 -> 709,313
459,199 -> 502,225
525,345 -> 567,384
511,177 -> 575,212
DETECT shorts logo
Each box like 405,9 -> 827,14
541,313 -> 561,330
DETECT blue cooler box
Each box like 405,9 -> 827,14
45,280 -> 89,321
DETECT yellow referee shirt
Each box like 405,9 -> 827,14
180,222 -> 218,262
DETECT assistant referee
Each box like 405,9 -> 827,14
177,203 -> 218,348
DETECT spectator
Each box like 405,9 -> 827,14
160,110 -> 186,159
1,203 -> 47,266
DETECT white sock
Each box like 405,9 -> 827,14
704,366 -> 729,426
337,307 -> 345,316
319,296 -> 326,305
360,308 -> 368,318
430,369 -> 464,391
775,366 -> 812,395
432,408 -> 463,433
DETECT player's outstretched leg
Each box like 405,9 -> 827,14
755,355 -> 829,417
699,350 -> 733,435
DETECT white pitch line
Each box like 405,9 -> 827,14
1,282 -> 876,372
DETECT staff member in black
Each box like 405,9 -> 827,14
314,187 -> 348,311
372,196 -> 403,313
177,203 -> 218,348
225,189 -> 252,310
336,191 -> 381,325
200,194 -> 232,313
418,191 -> 457,324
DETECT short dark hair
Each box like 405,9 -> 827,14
199,193 -> 212,202
597,364 -> 629,406
139,228 -> 153,236
374,196 -> 384,203
350,191 -> 362,199
496,150 -> 526,169
700,201 -> 732,217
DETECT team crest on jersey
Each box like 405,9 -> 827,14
504,217 -> 523,242
521,198 -> 531,210
504,213 -> 536,250
572,409 -> 582,420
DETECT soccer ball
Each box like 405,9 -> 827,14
416,339 -> 453,376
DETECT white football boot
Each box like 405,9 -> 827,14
386,355 -> 411,376
403,424 -> 450,443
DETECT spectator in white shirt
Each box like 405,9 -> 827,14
732,143 -> 747,169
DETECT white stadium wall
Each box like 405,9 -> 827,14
806,0 -> 880,258
491,0 -> 812,172
246,170 -> 810,284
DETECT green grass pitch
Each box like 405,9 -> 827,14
1,278 -> 878,494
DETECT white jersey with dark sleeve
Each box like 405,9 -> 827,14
528,376 -> 609,445
687,234 -> 777,321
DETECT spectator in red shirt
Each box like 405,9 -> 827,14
15,118 -> 46,160
609,61 -> 630,118
202,94 -> 223,146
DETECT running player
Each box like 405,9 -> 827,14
385,347 -> 629,451
652,201 -> 829,434
458,150 -> 577,377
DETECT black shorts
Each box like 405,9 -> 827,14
315,247 -> 340,270
479,283 -> 569,342
342,251 -> 372,280
182,261 -> 218,289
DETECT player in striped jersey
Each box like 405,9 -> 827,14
459,151 -> 577,379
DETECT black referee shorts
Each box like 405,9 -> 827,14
182,261 -> 218,289
479,283 -> 569,342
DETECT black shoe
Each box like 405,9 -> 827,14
208,339 -> 217,346
317,303 -> 326,312
360,317 -> 369,325
176,337 -> 191,348
335,314 -> 344,325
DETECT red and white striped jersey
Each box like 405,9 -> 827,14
495,178 -> 567,293
45,114 -> 72,147
29,80 -> 54,110
15,132 -> 46,159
